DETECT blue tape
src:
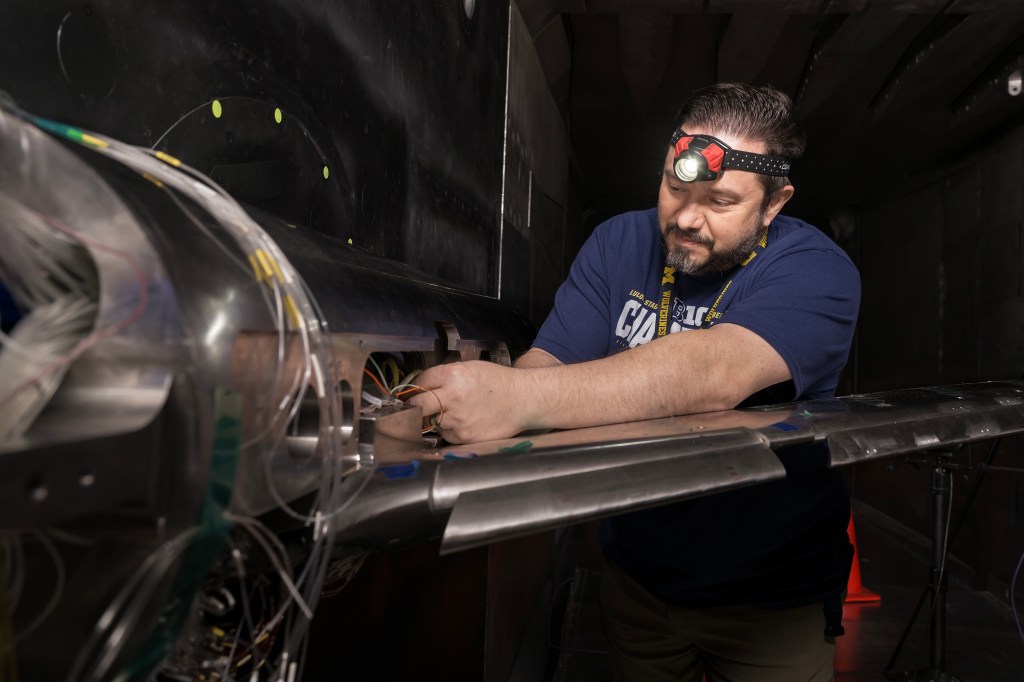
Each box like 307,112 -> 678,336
378,460 -> 422,479
770,421 -> 798,432
443,452 -> 478,460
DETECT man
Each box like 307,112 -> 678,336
409,82 -> 860,680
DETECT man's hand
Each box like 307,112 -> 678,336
406,360 -> 533,444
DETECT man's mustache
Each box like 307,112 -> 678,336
665,225 -> 714,247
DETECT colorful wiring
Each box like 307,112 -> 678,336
393,383 -> 444,434
360,354 -> 446,435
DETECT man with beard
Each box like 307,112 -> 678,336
409,82 -> 860,680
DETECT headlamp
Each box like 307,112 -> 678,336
670,129 -> 791,183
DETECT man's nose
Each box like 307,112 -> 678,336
672,198 -> 706,229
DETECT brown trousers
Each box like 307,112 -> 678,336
599,559 -> 836,682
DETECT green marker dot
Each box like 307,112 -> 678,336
347,238 -> 353,245
274,108 -> 283,124
212,100 -> 223,119
322,165 -> 330,180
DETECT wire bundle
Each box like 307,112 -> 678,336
0,98 -> 360,682
362,354 -> 444,434
0,193 -> 99,441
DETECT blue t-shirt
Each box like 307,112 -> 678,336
533,208 -> 861,608
534,208 -> 859,400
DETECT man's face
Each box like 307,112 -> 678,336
657,128 -> 792,276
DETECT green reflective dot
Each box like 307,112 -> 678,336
212,100 -> 223,119
347,238 -> 353,245
274,108 -> 283,124
322,165 -> 329,180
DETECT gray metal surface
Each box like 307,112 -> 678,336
327,381 -> 1024,555
764,382 -> 1024,465
825,400 -> 1024,466
440,438 -> 782,554
333,428 -> 771,549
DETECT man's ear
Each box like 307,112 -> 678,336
762,184 -> 794,226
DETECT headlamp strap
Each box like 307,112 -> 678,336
725,149 -> 791,176
670,129 -> 791,178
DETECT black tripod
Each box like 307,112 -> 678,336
884,441 -> 1002,681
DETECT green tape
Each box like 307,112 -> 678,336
127,388 -> 241,678
499,440 -> 533,454
32,115 -> 82,142
205,388 -> 242,523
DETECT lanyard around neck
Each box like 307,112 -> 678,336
657,225 -> 770,337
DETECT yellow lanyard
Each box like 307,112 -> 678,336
657,226 -> 769,336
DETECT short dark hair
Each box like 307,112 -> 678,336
671,82 -> 805,200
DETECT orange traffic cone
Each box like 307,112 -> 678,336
845,514 -> 881,603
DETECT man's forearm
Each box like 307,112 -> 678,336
513,323 -> 789,430
407,323 -> 789,443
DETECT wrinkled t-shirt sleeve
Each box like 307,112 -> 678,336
531,224 -> 615,364
722,247 -> 860,399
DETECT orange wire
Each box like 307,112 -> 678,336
362,367 -> 390,396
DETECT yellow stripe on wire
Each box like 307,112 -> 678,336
141,172 -> 164,188
282,295 -> 302,329
254,250 -> 276,281
80,133 -> 109,148
247,253 -> 266,282
266,253 -> 285,284
155,150 -> 182,167
382,358 -> 401,388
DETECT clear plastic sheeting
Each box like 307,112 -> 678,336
0,100 -> 351,682
0,109 -> 157,448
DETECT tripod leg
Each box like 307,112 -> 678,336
929,465 -> 951,676
884,443 -> 999,678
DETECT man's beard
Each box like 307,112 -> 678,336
661,214 -> 764,277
